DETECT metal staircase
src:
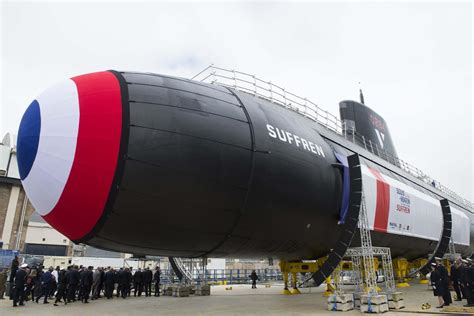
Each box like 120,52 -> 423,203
169,257 -> 208,284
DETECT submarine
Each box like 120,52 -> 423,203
16,67 -> 473,266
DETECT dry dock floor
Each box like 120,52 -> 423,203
1,282 -> 473,315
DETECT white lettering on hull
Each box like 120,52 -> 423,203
266,124 -> 325,158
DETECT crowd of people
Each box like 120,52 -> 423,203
7,256 -> 161,307
6,255 -> 474,309
430,257 -> 474,308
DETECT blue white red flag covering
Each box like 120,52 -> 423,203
17,71 -> 123,241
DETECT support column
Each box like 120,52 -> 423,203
1,185 -> 20,249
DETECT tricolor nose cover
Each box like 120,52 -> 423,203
17,71 -> 123,241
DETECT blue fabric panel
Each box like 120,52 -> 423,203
17,100 -> 41,180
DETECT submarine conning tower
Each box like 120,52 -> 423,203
339,100 -> 398,160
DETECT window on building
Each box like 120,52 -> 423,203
24,243 -> 67,256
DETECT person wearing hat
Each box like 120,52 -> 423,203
435,258 -> 452,306
464,259 -> 474,307
430,262 -> 445,308
451,258 -> 464,301
459,259 -> 468,300
12,263 -> 28,307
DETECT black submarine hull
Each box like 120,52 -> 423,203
17,71 -> 473,260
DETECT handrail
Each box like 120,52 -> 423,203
192,65 -> 473,211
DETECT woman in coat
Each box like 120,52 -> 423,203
431,263 -> 445,308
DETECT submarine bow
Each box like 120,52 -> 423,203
17,70 -> 343,259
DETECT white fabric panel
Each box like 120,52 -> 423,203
385,179 -> 443,241
451,206 -> 470,246
22,79 -> 80,216
361,165 -> 377,230
361,164 -> 443,241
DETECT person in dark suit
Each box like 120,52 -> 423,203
144,267 -> 153,297
250,270 -> 259,289
98,266 -> 105,298
104,268 -> 115,299
430,263 -> 445,308
459,259 -> 469,303
464,259 -> 474,307
67,265 -> 80,302
133,268 -> 144,297
120,268 -> 132,299
12,263 -> 28,307
153,267 -> 161,297
80,266 -> 93,303
451,258 -> 463,301
35,267 -> 53,304
435,258 -> 452,306
54,268 -> 68,306
115,268 -> 122,297
9,256 -> 19,300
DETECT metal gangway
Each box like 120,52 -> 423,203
192,65 -> 473,211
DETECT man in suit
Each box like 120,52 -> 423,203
13,263 -> 28,307
35,266 -> 53,304
133,268 -> 144,297
144,267 -> 153,297
80,266 -> 93,303
67,265 -> 80,302
104,268 -> 115,299
153,267 -> 161,297
121,268 -> 132,298
54,267 -> 68,306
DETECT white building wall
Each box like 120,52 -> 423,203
25,222 -> 69,246
207,258 -> 226,270
1,185 -> 20,249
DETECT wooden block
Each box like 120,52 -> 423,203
361,294 -> 387,305
327,294 -> 354,304
388,300 -> 405,309
360,303 -> 388,313
327,302 -> 354,312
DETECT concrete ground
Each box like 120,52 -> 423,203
0,282 -> 472,315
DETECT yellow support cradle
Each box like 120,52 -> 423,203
279,260 -> 323,295
393,258 -> 410,288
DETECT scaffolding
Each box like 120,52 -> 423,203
346,247 -> 396,294
358,192 -> 378,295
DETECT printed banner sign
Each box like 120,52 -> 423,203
361,164 -> 470,246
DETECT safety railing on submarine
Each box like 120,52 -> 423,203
192,65 -> 473,211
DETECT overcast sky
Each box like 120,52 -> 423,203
1,1 -> 472,201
